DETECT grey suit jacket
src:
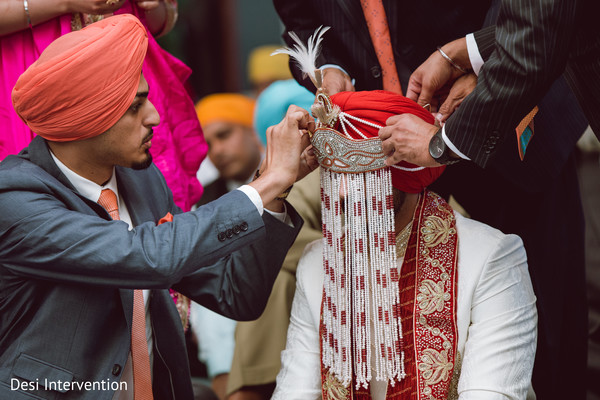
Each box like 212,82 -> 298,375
0,136 -> 303,399
444,0 -> 599,166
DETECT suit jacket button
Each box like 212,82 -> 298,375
226,229 -> 234,238
218,232 -> 226,242
233,225 -> 241,234
370,66 -> 381,78
240,222 -> 248,231
112,364 -> 122,376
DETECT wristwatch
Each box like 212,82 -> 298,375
428,128 -> 460,165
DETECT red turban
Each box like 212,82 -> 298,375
330,90 -> 445,193
12,14 -> 148,142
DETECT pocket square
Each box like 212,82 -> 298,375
158,212 -> 173,225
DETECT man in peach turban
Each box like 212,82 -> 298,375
0,14 -> 318,399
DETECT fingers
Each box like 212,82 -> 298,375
405,76 -> 422,102
437,73 -> 477,122
378,114 -> 440,167
322,68 -> 353,96
297,145 -> 319,181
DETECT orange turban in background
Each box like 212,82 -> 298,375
330,90 -> 445,193
12,14 -> 148,142
195,93 -> 256,128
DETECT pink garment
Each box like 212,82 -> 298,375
0,15 -> 71,161
118,4 -> 207,211
1,5 -> 207,211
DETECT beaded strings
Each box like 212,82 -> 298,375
321,165 -> 406,390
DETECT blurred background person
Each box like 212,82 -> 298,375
191,92 -> 260,400
247,45 -> 293,96
226,78 -> 321,400
196,44 -> 294,187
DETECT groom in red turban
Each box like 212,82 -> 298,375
272,89 -> 537,400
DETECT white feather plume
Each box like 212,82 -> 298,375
272,26 -> 330,90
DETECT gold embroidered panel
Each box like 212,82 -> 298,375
311,128 -> 387,174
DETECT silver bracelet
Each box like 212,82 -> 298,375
23,0 -> 32,29
437,46 -> 470,74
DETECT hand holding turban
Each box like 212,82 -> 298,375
12,14 -> 148,142
330,90 -> 445,193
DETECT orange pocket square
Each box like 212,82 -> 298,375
158,212 -> 173,225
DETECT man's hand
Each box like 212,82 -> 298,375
321,68 -> 354,96
406,38 -> 470,108
435,73 -> 477,123
250,106 -> 318,210
379,114 -> 441,167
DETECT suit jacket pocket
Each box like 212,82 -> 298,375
9,353 -> 74,398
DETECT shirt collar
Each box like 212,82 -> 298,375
50,151 -> 119,203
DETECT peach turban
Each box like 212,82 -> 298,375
195,93 -> 255,128
12,14 -> 148,142
330,90 -> 445,193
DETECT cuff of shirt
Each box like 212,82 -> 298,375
237,185 -> 263,215
236,185 -> 291,225
442,125 -> 471,160
319,64 -> 356,86
466,33 -> 484,76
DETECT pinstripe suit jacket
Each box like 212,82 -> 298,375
274,0 -> 588,191
274,0 -> 491,92
444,0 -> 599,166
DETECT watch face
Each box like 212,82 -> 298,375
430,135 -> 445,158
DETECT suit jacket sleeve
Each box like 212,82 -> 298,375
172,207 -> 304,321
444,0 -> 582,167
0,164 -> 303,320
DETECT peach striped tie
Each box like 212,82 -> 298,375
97,189 -> 154,399
360,0 -> 402,94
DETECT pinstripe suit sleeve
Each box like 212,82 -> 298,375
444,0 -> 581,167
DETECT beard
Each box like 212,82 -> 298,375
131,150 -> 153,170
132,130 -> 154,170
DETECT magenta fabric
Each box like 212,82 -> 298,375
117,4 -> 207,211
1,5 -> 207,211
0,15 -> 71,161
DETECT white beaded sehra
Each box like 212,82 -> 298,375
274,27 -> 407,390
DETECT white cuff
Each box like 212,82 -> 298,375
265,203 -> 293,226
237,185 -> 263,216
442,125 -> 471,160
466,33 -> 484,76
319,64 -> 356,86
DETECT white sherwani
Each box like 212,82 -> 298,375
273,212 -> 537,400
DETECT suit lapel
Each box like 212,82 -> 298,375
115,166 -> 156,226
27,136 -> 77,191
25,136 -> 113,218
334,0 -> 412,93
334,0 -> 376,58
